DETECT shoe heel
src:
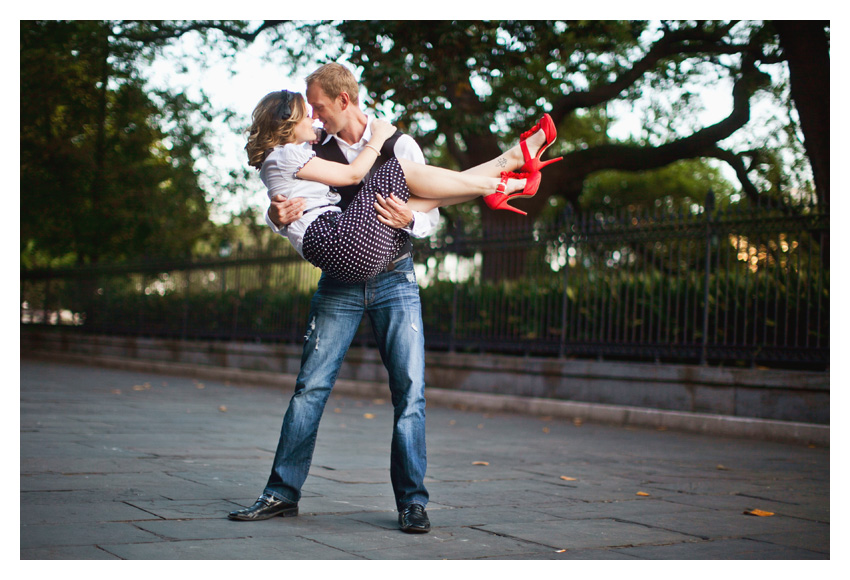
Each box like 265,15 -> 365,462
520,156 -> 562,174
493,199 -> 528,216
483,171 -> 538,216
279,505 -> 299,518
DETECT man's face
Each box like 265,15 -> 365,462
306,84 -> 345,135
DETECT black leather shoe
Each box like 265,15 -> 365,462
228,495 -> 299,521
398,503 -> 430,533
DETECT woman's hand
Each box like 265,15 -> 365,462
370,119 -> 396,142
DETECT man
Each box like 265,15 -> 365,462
228,63 -> 438,534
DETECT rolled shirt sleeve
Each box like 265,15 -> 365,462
264,210 -> 287,236
405,208 -> 440,238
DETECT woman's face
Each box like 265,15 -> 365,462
292,110 -> 319,144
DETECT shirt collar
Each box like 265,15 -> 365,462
323,116 -> 375,148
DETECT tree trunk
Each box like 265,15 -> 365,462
774,20 -> 830,206
84,28 -> 111,265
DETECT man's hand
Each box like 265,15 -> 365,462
268,195 -> 307,228
375,193 -> 413,229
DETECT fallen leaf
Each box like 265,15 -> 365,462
636,491 -> 650,496
449,420 -> 456,425
218,405 -> 227,412
477,424 -> 484,429
372,398 -> 386,405
556,549 -> 566,553
195,383 -> 205,389
472,461 -> 489,466
560,476 -> 576,481
111,389 -> 122,395
334,408 -> 342,413
656,426 -> 668,431
363,413 -> 375,419
542,427 -> 550,433
743,508 -> 774,517
573,418 -> 583,426
716,464 -> 730,471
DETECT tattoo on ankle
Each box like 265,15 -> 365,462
496,157 -> 507,168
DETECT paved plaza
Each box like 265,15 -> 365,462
20,357 -> 829,560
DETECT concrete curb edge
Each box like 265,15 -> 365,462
22,351 -> 828,447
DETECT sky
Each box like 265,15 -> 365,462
147,33 -> 316,222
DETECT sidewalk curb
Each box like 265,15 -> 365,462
23,351 -> 828,447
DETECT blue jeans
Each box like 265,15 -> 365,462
263,257 -> 428,511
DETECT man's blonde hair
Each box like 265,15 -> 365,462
306,63 -> 360,105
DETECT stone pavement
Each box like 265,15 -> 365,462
20,357 -> 829,560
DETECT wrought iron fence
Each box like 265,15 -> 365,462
21,194 -> 829,369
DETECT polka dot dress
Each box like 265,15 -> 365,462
302,157 -> 411,284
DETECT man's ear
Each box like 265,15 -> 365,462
337,92 -> 350,110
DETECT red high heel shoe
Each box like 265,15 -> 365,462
484,171 -> 542,216
519,113 -> 563,173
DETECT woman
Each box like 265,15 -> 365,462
246,90 -> 560,283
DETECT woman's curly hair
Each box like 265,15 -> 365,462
246,91 -> 308,170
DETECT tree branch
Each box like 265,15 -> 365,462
118,20 -> 287,44
705,146 -> 761,201
546,53 -> 763,202
445,132 -> 470,169
550,26 -> 748,119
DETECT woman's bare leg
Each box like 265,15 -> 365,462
396,159 -> 526,213
406,193 -> 479,213
391,124 -> 549,212
397,159 -> 497,198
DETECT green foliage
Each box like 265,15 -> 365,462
20,21 -> 214,267
580,159 -> 735,213
333,21 -> 646,139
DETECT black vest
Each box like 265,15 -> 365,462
313,129 -> 412,258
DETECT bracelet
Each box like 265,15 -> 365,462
365,144 -> 381,156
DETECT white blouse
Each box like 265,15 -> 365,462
259,143 -> 342,257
